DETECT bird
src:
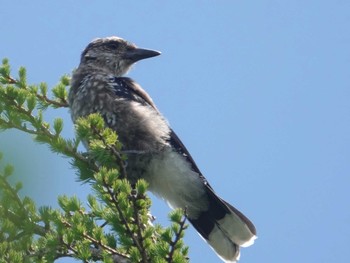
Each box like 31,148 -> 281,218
68,36 -> 256,262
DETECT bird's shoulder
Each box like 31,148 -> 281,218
77,73 -> 157,110
106,76 -> 157,109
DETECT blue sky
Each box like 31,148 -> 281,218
1,1 -> 350,262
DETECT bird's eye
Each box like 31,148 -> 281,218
85,56 -> 96,61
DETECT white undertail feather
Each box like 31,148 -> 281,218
207,224 -> 240,262
206,213 -> 257,262
218,212 -> 257,247
206,211 -> 256,262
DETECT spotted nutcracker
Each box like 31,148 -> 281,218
68,36 -> 256,262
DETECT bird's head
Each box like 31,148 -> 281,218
80,36 -> 161,76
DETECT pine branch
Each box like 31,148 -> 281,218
61,219 -> 130,261
167,210 -> 188,263
0,59 -> 189,263
0,62 -> 69,108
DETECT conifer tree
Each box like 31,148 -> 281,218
0,59 -> 189,263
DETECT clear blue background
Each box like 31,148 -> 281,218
1,1 -> 349,262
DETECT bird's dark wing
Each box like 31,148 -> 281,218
168,129 -> 203,176
108,76 -> 206,179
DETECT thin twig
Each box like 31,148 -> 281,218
61,219 -> 130,260
131,192 -> 148,263
36,93 -> 68,108
167,211 -> 188,263
102,178 -> 146,260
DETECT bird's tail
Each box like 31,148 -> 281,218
188,187 -> 256,262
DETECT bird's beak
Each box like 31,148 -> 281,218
124,48 -> 161,62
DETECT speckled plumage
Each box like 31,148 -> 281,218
68,36 -> 256,262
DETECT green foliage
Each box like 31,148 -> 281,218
0,59 -> 189,262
